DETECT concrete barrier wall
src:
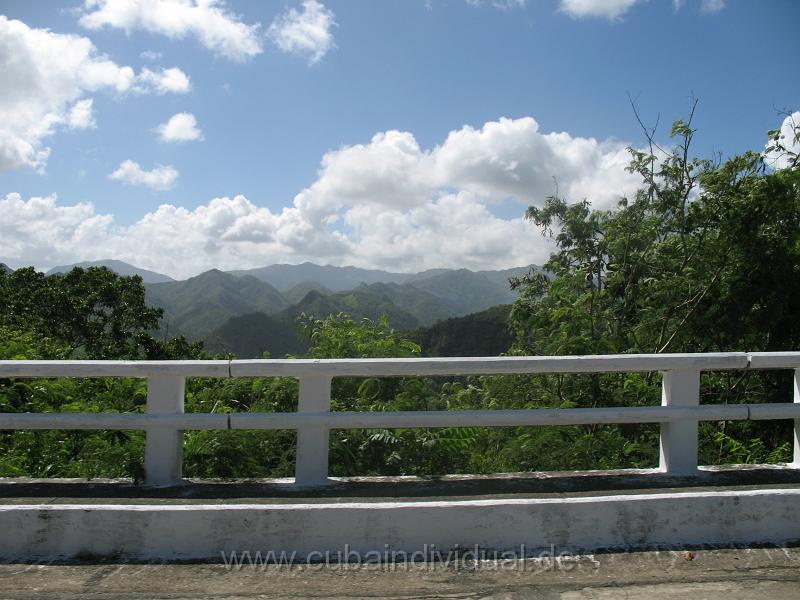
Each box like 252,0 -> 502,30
2,488 -> 799,561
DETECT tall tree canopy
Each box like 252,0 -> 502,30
0,266 -> 202,360
509,111 -> 800,358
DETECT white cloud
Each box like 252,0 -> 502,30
156,112 -> 203,142
700,0 -> 725,13
139,50 -> 163,61
295,116 -> 639,216
108,160 -> 179,190
79,0 -> 262,61
565,0 -> 725,19
268,0 -> 336,65
0,193 -> 115,268
466,0 -> 527,9
67,99 -> 96,129
133,66 -> 191,94
764,111 -> 800,170
560,0 -> 641,20
0,16 -> 190,173
3,116 -> 645,278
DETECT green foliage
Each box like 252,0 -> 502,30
0,376 -> 147,479
411,305 -> 513,357
145,270 -> 289,340
204,311 -> 308,359
711,431 -> 792,465
0,266 -> 204,360
509,107 -> 800,464
0,326 -> 71,360
299,313 -> 421,359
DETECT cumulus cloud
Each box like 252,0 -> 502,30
560,0 -> 641,20
3,116 -> 645,278
67,99 -> 96,129
0,16 -> 190,173
466,0 -> 527,9
156,112 -> 203,142
268,0 -> 336,65
295,116 -> 639,216
0,193 -> 115,269
79,0 -> 262,61
564,0 -> 725,20
0,192 -> 552,279
108,160 -> 179,190
700,0 -> 725,13
764,111 -> 800,170
139,50 -> 163,61
133,66 -> 191,94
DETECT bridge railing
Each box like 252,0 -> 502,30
0,352 -> 798,486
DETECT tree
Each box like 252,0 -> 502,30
0,266 -> 203,359
506,107 -> 799,464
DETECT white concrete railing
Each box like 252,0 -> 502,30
0,352 -> 798,486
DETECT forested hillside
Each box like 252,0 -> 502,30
145,269 -> 289,339
1,115 -> 798,480
139,263 -> 530,342
411,305 -> 513,357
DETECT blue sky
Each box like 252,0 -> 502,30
1,0 -> 797,278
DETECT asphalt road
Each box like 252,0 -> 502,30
1,546 -> 799,599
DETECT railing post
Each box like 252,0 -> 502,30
659,368 -> 700,475
793,368 -> 800,467
144,375 -> 185,486
295,375 -> 332,487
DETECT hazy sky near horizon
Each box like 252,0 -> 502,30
1,0 -> 797,279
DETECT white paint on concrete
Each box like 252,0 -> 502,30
1,489 -> 798,561
295,375 -> 332,486
659,369 -> 700,474
794,368 -> 800,468
144,375 -> 185,487
0,404 -> 764,431
1,352 -> 765,380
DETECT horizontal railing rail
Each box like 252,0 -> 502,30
0,352 -> 798,486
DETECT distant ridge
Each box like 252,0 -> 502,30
32,259 -> 540,348
228,261 -> 539,295
228,262 -> 415,292
139,262 -> 540,344
282,281 -> 334,304
46,260 -> 174,284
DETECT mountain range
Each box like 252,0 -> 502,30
46,259 -> 174,283
43,259 -> 540,356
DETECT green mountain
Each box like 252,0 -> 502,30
412,305 -> 513,357
279,282 -> 453,330
46,260 -> 174,283
135,261 -> 538,345
145,269 -> 289,339
476,265 -> 541,288
0,263 -> 12,274
279,289 -> 421,331
228,262 -> 537,314
205,282 -> 444,358
282,281 -> 334,304
408,269 -> 516,315
228,262 -> 415,292
205,312 -> 307,358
